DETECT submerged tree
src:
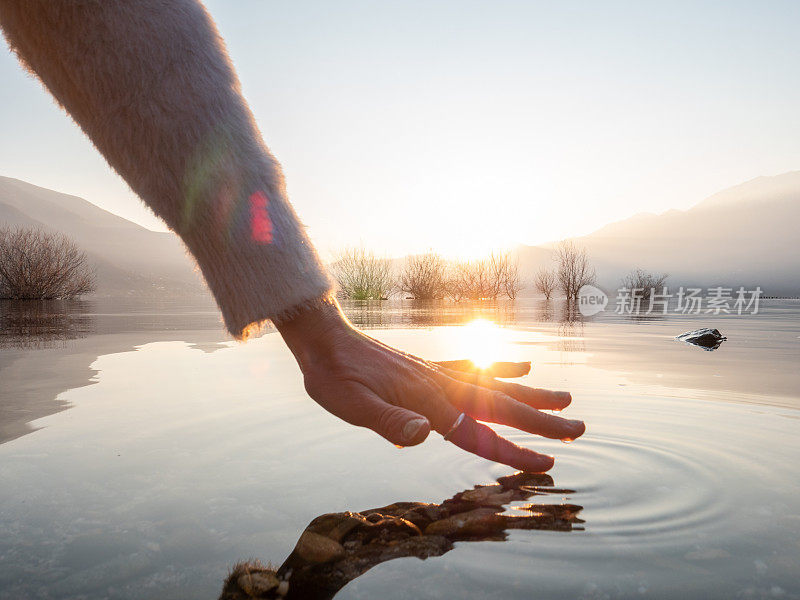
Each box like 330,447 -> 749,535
534,267 -> 557,300
447,259 -> 496,300
490,251 -> 523,300
400,252 -> 448,299
554,240 -> 595,302
332,247 -> 394,300
620,268 -> 668,304
0,227 -> 95,299
444,251 -> 522,301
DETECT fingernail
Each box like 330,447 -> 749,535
564,420 -> 585,440
557,392 -> 572,400
531,455 -> 555,473
402,418 -> 428,443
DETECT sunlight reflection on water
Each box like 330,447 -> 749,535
0,299 -> 798,599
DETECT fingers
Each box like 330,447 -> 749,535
401,388 -> 555,473
436,375 -> 585,441
438,366 -> 572,411
313,381 -> 431,447
447,415 -> 555,473
482,362 -> 531,378
434,360 -> 531,378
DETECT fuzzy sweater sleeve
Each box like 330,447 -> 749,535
0,0 -> 334,338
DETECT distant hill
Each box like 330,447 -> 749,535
3,172 -> 798,299
0,176 -> 208,297
516,172 -> 800,296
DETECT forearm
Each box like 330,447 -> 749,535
0,0 -> 332,338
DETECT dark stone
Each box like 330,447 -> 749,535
676,327 -> 727,350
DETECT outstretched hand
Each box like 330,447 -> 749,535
276,301 -> 585,473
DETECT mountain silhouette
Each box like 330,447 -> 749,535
0,176 -> 207,297
517,171 -> 800,295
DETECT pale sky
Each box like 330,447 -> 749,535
1,1 -> 799,259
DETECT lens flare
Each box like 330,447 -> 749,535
249,190 -> 273,244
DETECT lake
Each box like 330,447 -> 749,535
1,297 -> 799,599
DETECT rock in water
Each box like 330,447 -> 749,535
676,328 -> 726,350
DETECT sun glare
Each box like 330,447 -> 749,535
458,319 -> 505,369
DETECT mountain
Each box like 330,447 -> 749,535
0,176 -> 208,297
516,171 -> 800,296
3,171 -> 798,299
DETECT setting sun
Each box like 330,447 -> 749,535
457,318 -> 506,369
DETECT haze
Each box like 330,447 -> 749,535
1,1 -> 799,259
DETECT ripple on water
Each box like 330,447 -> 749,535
497,394 -> 797,554
552,434 -> 728,543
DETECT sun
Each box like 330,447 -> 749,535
457,319 -> 505,369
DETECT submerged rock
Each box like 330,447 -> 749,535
676,328 -> 727,350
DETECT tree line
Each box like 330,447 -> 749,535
332,240 -> 646,304
332,249 -> 523,301
0,224 -> 666,307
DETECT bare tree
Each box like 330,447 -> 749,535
444,251 -> 522,301
447,259 -> 496,301
331,247 -> 394,300
488,251 -> 522,300
534,267 -> 557,300
401,252 -> 448,299
502,257 -> 523,300
621,269 -> 668,306
554,240 -> 595,302
0,227 -> 95,299
488,252 -> 507,299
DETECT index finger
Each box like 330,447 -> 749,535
434,360 -> 532,378
436,366 -> 573,411
387,371 -> 556,473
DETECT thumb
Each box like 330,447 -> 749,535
370,402 -> 431,447
350,389 -> 432,446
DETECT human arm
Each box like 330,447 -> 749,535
0,0 -> 332,338
0,0 -> 584,471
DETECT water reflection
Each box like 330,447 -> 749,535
341,299 -> 520,329
219,472 -> 583,600
1,306 -> 799,599
0,299 -> 96,349
556,320 -> 586,353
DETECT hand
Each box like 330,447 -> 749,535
276,300 -> 585,473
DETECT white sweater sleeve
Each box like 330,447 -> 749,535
0,0 -> 334,338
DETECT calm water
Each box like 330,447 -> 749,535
1,298 -> 799,599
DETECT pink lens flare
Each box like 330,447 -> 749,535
249,190 -> 273,244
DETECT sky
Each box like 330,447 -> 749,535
1,1 -> 799,259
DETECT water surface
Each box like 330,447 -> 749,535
1,298 -> 798,599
